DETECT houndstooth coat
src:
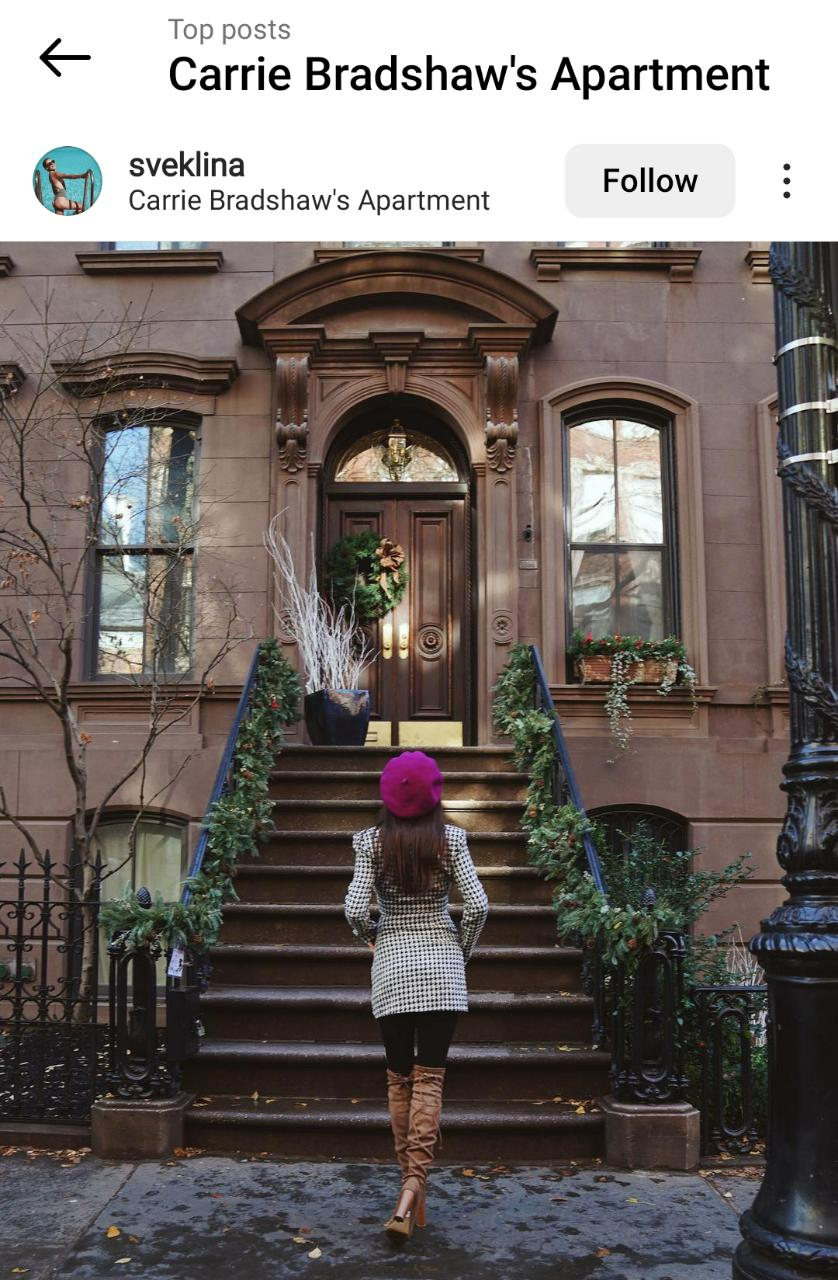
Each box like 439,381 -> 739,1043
344,823 -> 489,1018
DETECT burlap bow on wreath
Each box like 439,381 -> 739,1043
325,530 -> 410,621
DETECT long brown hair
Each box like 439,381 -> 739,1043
376,802 -> 448,893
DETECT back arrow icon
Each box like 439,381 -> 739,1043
40,38 -> 92,78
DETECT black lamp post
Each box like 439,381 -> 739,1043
734,243 -> 838,1277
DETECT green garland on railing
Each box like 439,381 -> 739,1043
492,644 -> 747,967
100,638 -> 301,953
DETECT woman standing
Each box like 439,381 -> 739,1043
344,750 -> 489,1240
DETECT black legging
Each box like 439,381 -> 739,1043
377,1010 -> 459,1075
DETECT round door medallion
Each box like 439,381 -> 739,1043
417,625 -> 446,659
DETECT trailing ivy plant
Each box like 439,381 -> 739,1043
100,637 -> 301,953
567,631 -> 699,761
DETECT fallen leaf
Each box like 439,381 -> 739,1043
11,1269 -> 30,1275
106,1226 -> 121,1239
251,1091 -> 259,1102
114,1259 -> 131,1265
596,1247 -> 611,1258
551,1196 -> 567,1203
173,1148 -> 187,1158
461,1168 -> 475,1177
626,1197 -> 639,1204
575,1106 -> 587,1115
552,1096 -> 564,1103
307,1247 -> 322,1259
292,1236 -> 308,1244
723,1192 -> 733,1199
127,1236 -> 140,1244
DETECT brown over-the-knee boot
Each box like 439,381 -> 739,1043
385,1064 -> 445,1239
385,1068 -> 413,1180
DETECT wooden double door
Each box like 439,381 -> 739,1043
325,488 -> 471,737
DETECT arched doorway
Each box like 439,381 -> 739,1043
323,400 -> 473,744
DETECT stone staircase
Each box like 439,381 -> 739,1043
183,746 -> 609,1160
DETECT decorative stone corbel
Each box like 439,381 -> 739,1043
275,355 -> 310,473
484,353 -> 519,472
370,332 -> 423,395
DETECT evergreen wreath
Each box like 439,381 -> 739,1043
325,531 -> 409,622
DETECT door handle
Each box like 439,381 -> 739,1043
398,622 -> 409,660
382,621 -> 393,661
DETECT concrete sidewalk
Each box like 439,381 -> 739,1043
0,1148 -> 758,1280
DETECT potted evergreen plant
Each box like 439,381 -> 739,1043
264,516 -> 375,746
567,631 -> 698,758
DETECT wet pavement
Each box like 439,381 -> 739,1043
0,1149 -> 759,1280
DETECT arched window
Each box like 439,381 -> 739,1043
589,805 -> 689,904
333,423 -> 460,484
92,418 -> 196,676
565,407 -> 678,642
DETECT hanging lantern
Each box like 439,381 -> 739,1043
380,419 -> 413,481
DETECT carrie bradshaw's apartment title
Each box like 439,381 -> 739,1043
167,54 -> 771,99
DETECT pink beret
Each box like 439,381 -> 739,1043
379,750 -> 444,819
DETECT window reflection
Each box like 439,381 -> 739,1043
96,422 -> 195,675
567,414 -> 670,640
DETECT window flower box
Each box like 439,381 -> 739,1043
568,632 -> 697,758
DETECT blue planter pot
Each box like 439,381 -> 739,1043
304,689 -> 371,747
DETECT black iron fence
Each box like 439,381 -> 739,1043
693,983 -> 768,1157
611,925 -> 688,1105
0,850 -> 109,1126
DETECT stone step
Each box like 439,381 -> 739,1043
270,798 -> 525,833
251,829 -> 530,867
207,944 -> 582,992
198,986 -> 595,1043
183,1038 -> 610,1101
231,864 -> 551,906
220,902 -> 559,947
269,769 -> 527,803
276,746 -> 517,774
184,1095 -> 604,1161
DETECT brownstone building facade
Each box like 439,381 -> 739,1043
0,241 -> 788,939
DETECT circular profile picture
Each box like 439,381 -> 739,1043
33,146 -> 102,216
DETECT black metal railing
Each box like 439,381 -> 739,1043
694,982 -> 768,1156
105,641 -> 266,1099
0,850 -> 108,1125
529,645 -> 686,1101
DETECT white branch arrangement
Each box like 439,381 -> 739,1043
264,514 -> 375,693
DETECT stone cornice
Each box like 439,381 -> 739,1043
52,351 -> 240,397
313,247 -> 485,263
77,249 -> 224,274
0,682 -> 250,703
550,683 -> 717,723
529,246 -> 702,282
238,249 -> 557,349
0,256 -> 14,277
